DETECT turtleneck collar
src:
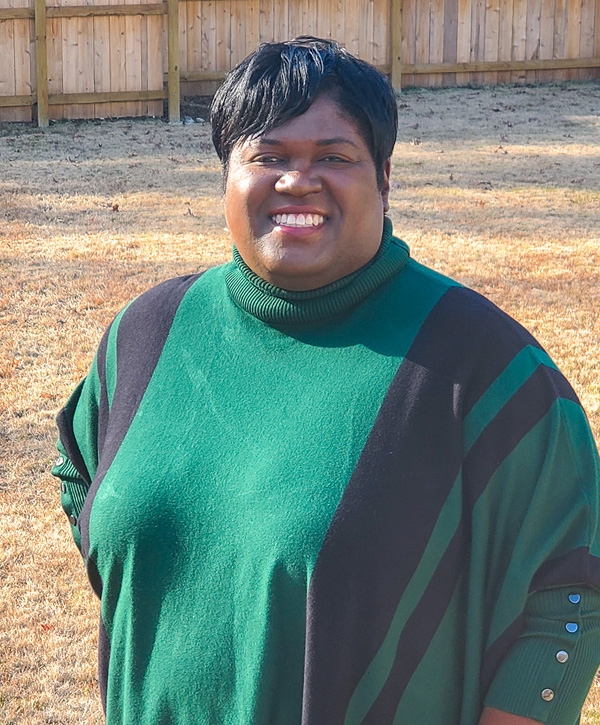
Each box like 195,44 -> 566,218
225,217 -> 410,326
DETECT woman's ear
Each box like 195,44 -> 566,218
381,158 -> 391,213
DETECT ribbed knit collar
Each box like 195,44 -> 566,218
225,217 -> 410,326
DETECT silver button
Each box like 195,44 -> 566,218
60,481 -> 66,494
565,622 -> 578,633
55,456 -> 64,466
68,515 -> 77,526
556,650 -> 569,663
541,688 -> 555,701
569,593 -> 581,604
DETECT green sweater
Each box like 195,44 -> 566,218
53,221 -> 600,724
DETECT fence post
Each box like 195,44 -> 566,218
34,0 -> 49,126
391,0 -> 402,92
167,0 -> 180,122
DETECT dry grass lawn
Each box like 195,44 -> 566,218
1,82 -> 599,723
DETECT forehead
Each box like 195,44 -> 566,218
239,94 -> 369,151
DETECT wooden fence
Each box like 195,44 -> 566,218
0,0 -> 599,124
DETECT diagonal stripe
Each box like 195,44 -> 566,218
463,346 -> 557,453
301,285 -> 534,723
362,529 -> 465,723
344,474 -> 463,725
78,273 -> 203,561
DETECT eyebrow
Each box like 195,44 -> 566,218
258,136 -> 359,148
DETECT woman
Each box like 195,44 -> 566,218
53,37 -> 600,724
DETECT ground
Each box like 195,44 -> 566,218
0,82 -> 599,723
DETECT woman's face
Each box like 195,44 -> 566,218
224,94 -> 390,291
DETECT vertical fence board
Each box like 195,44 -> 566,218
595,0 -> 600,66
246,0 -> 260,56
259,0 -> 273,40
511,0 -> 527,81
553,0 -> 568,78
93,8 -> 110,116
429,0 -> 445,86
125,0 -> 142,117
273,0 -> 288,40
305,0 -> 317,34
400,0 -> 415,86
537,0 -> 555,81
443,0 -> 459,85
146,5 -> 162,115
187,1 -> 201,75
496,0 -> 512,81
471,0 -> 486,85
287,0 -> 303,37
333,0 -> 344,42
416,0 -> 430,84
344,0 -> 359,55
525,0 -> 541,82
230,0 -> 245,64
566,0 -> 581,78
579,0 -> 596,78
216,0 -> 230,70
373,0 -> 387,68
456,0 -> 471,83
13,0 -> 33,120
484,0 -> 499,83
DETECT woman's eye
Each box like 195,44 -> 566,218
322,155 -> 348,163
254,155 -> 281,164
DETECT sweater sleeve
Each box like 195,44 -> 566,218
461,328 -> 600,723
484,587 -> 600,723
51,347 -> 105,555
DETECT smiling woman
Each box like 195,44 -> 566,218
223,95 -> 390,289
52,37 -> 600,725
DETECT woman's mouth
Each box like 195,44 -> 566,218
271,213 -> 325,228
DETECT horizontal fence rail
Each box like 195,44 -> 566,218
0,0 -> 599,124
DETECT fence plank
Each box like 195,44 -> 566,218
230,0 -> 245,64
0,2 -> 17,121
390,0 -> 403,88
442,0 -> 458,85
415,0 -> 430,84
167,0 -> 179,119
455,0 -> 471,83
35,0 -> 48,124
579,0 -> 596,78
537,0 -> 554,82
471,0 -> 486,84
525,0 -> 541,81
276,0 -> 290,40
484,0 -> 499,83
565,0 -> 581,79
511,0 -> 528,80
429,0 -> 445,86
13,0 -> 32,120
344,0 -> 359,55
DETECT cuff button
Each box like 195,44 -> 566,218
541,689 -> 555,702
55,456 -> 65,466
565,622 -> 579,633
68,515 -> 77,526
60,481 -> 66,494
568,593 -> 581,604
556,650 -> 569,663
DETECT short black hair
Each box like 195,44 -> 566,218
211,36 -> 397,188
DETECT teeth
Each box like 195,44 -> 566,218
272,213 -> 324,227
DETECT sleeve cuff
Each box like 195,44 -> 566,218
52,448 -> 90,555
484,587 -> 600,724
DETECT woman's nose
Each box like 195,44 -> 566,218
275,169 -> 322,196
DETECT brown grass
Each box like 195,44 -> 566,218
1,82 -> 599,723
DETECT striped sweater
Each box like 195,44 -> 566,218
53,222 -> 600,724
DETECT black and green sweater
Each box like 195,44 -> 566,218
53,221 -> 600,724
